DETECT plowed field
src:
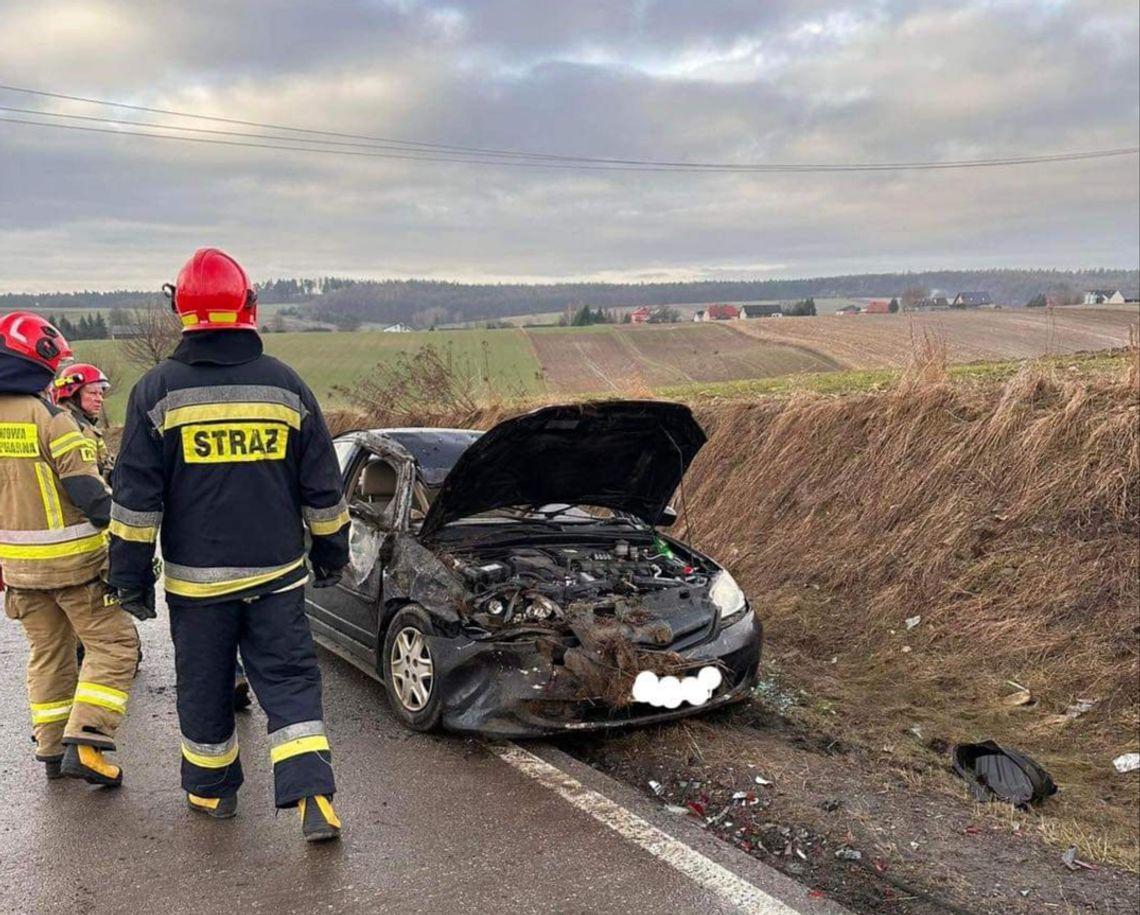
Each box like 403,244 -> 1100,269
525,323 -> 841,394
728,306 -> 1138,369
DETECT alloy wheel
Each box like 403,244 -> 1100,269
390,626 -> 434,711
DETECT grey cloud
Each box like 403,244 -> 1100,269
0,0 -> 1136,291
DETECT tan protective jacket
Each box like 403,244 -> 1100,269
0,393 -> 110,588
63,403 -> 112,480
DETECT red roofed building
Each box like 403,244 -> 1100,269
630,306 -> 652,324
863,299 -> 891,314
706,304 -> 740,320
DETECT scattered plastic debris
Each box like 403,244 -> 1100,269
648,780 -> 664,796
1065,698 -> 1096,719
686,801 -> 706,818
1002,681 -> 1035,707
952,740 -> 1058,808
905,615 -> 922,630
663,805 -> 689,815
835,846 -> 863,862
1061,847 -> 1098,872
821,798 -> 842,812
901,645 -> 912,654
1113,753 -> 1140,774
754,775 -> 773,786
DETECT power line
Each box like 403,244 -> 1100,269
1,84 -> 1137,173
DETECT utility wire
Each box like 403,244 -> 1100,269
1,84 -> 1137,173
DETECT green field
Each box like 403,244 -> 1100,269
77,329 -> 546,422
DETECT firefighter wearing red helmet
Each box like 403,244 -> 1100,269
53,363 -> 112,478
0,312 -> 141,786
108,249 -> 349,841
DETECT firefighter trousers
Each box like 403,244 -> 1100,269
169,585 -> 335,808
3,580 -> 140,759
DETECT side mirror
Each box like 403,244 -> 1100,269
657,506 -> 678,527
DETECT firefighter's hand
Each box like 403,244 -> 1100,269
312,565 -> 345,589
116,587 -> 157,621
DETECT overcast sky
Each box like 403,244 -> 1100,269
1,0 -> 1137,292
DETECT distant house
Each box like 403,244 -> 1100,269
630,306 -> 652,324
382,322 -> 412,333
951,291 -> 993,308
109,324 -> 142,339
1084,290 -> 1125,305
740,304 -> 783,319
835,304 -> 861,316
692,309 -> 705,322
862,299 -> 891,314
705,304 -> 740,321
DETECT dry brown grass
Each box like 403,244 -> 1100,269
682,349 -> 1140,868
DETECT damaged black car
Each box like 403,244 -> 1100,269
304,400 -> 762,737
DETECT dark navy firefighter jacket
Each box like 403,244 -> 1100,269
108,332 -> 349,607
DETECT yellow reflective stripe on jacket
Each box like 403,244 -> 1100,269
30,699 -> 73,724
108,519 -> 159,543
49,431 -> 88,459
0,530 -> 107,560
163,556 -> 306,599
33,462 -> 64,530
74,681 -> 128,714
161,402 -> 302,433
182,741 -> 240,769
269,735 -> 331,764
308,510 -> 349,536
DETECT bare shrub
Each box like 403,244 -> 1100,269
119,304 -> 182,370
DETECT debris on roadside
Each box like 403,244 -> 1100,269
1061,847 -> 1098,872
1065,698 -> 1096,719
1002,680 -> 1035,708
754,775 -> 773,786
952,741 -> 1058,807
835,846 -> 863,862
821,798 -> 842,812
648,779 -> 665,796
1112,753 -> 1140,774
905,615 -> 922,630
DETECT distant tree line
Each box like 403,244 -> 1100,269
46,312 -> 109,340
5,268 -> 1136,330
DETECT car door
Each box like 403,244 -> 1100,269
305,440 -> 415,669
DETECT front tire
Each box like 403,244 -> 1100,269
382,606 -> 443,731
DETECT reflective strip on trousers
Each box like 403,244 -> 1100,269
181,733 -> 239,769
31,699 -> 73,724
74,681 -> 128,714
269,720 -> 329,764
163,556 -> 305,599
303,500 -> 350,536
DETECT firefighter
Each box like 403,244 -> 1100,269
0,313 -> 142,785
109,248 -> 349,841
51,363 -> 112,478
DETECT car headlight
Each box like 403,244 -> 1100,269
709,569 -> 747,624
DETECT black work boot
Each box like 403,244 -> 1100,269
188,793 -> 238,819
299,795 -> 342,842
41,755 -> 64,780
61,744 -> 122,787
233,677 -> 252,712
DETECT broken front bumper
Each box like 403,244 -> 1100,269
426,609 -> 762,738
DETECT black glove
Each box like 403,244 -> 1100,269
116,586 -> 157,621
312,565 -> 345,589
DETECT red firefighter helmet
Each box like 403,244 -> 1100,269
164,248 -> 258,332
52,363 -> 110,404
0,311 -> 73,372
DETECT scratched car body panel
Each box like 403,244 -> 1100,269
304,400 -> 762,737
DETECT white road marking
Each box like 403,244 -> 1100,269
494,742 -> 804,915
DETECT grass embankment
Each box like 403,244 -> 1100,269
677,350 -> 1140,870
328,347 -> 1140,870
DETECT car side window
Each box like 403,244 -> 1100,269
350,456 -> 401,530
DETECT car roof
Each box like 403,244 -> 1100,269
345,427 -> 483,486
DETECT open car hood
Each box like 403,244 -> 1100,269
420,401 -> 706,537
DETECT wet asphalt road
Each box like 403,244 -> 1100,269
0,596 -> 836,915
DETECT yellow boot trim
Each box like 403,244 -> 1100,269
79,745 -> 120,779
188,794 -> 221,810
314,795 -> 342,829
